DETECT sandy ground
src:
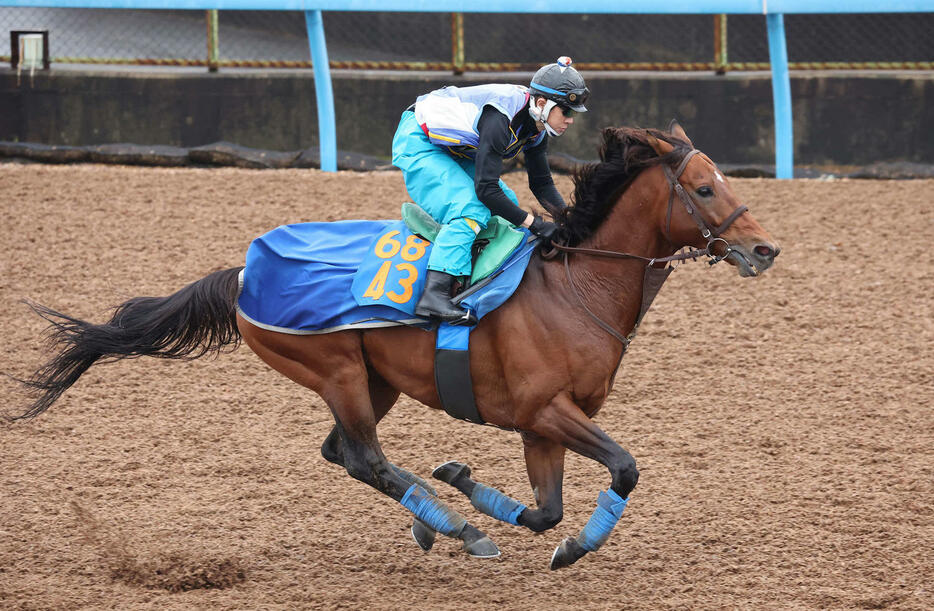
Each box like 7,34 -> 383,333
0,163 -> 931,610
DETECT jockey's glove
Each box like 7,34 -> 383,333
529,216 -> 559,245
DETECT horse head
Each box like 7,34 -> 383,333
645,121 -> 780,277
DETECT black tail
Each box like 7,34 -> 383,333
13,267 -> 245,420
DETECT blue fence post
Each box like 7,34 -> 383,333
305,9 -> 337,172
766,13 -> 793,179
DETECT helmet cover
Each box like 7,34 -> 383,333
529,56 -> 589,112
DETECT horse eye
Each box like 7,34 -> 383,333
695,186 -> 714,197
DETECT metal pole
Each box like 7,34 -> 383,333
305,10 -> 337,173
205,10 -> 219,73
451,13 -> 464,75
766,13 -> 793,179
714,14 -> 727,74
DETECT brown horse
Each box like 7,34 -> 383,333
14,122 -> 778,569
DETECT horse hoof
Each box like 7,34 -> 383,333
432,461 -> 471,485
463,535 -> 500,558
550,537 -> 586,570
411,519 -> 436,552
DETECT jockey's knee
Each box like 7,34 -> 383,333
428,216 -> 484,277
439,216 -> 484,241
456,216 -> 484,234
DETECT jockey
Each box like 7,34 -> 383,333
392,56 -> 589,326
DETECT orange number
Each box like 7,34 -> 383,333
362,260 -> 392,300
386,263 -> 418,304
375,230 -> 402,259
400,235 -> 429,262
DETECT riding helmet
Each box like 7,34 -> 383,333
529,56 -> 590,112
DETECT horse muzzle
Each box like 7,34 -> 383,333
724,241 -> 781,277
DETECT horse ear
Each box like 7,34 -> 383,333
646,133 -> 673,157
667,118 -> 694,147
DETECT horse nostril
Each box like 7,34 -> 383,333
754,244 -> 778,259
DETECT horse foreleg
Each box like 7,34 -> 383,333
519,434 -> 567,532
432,433 -> 566,533
521,392 -> 637,570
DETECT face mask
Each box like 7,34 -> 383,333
529,99 -> 562,137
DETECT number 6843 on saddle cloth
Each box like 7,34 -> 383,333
351,226 -> 431,313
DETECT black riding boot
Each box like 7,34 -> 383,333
415,270 -> 477,326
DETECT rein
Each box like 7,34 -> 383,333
547,148 -> 749,346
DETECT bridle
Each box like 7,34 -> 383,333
547,148 -> 748,267
661,149 -> 747,264
544,148 -> 749,346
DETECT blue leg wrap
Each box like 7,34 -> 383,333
469,483 -> 527,526
576,489 -> 629,552
392,466 -> 437,496
400,484 -> 467,538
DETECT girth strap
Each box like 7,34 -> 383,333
435,324 -> 483,424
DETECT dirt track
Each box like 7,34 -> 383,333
1,164 -> 932,610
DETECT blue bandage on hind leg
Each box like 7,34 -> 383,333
576,489 -> 629,552
392,466 -> 438,496
469,483 -> 527,526
401,484 -> 467,538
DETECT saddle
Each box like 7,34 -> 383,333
401,202 -> 525,286
238,213 -> 538,425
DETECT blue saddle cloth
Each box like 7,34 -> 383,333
236,220 -> 536,334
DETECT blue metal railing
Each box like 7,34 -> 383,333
3,0 -> 933,175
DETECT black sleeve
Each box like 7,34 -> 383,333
524,136 -> 568,213
473,107 -> 528,227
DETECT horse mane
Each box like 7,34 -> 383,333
556,127 -> 691,246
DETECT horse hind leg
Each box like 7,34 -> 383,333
320,366 -> 398,466
326,427 -> 440,552
321,424 -> 440,495
319,408 -> 471,556
331,416 -> 498,558
306,347 -> 497,557
319,369 -> 438,551
238,324 -> 488,555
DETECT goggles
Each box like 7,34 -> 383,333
530,83 -> 590,109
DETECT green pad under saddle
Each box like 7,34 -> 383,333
401,202 -> 525,285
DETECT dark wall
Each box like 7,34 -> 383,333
1,68 -> 932,166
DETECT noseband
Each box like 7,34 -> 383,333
545,147 -> 749,347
